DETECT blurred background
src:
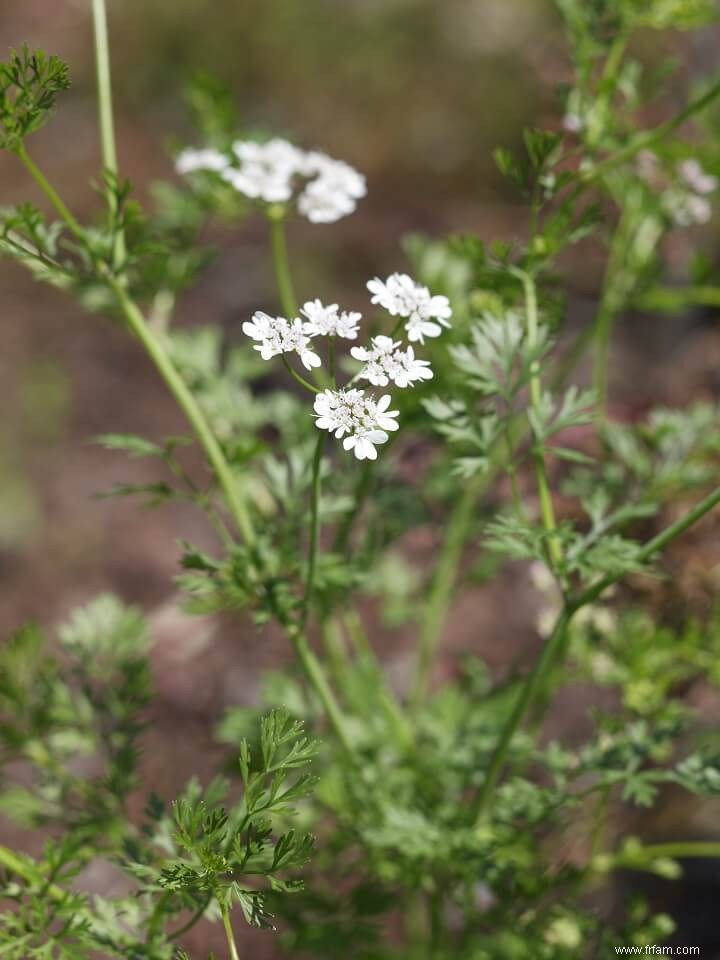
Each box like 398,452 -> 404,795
2,1 -> 720,955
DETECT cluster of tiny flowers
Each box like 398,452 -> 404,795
241,311 -> 321,370
367,273 -> 452,343
637,151 -> 718,226
245,273 -> 451,460
301,299 -> 360,339
350,335 -> 433,388
313,389 -> 399,461
175,137 -> 366,223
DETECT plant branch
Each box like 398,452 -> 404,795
301,432 -> 325,629
268,213 -> 297,318
220,902 -> 241,960
473,484 -> 720,822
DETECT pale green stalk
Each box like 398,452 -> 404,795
268,212 -> 297,318
518,270 -> 563,572
220,902 -> 241,960
91,0 -> 125,266
300,433 -> 326,629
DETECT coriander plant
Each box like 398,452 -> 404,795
3,0 -> 720,957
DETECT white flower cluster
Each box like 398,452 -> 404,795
367,273 -> 452,344
350,335 -> 432,388
175,137 -> 366,224
242,311 -> 321,370
314,389 -> 399,461
245,273 -> 451,460
636,151 -> 718,226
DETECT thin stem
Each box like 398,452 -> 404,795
220,902 -> 241,960
301,432 -> 326,629
409,474 -> 484,712
589,784 -> 612,859
282,355 -> 320,394
15,144 -> 85,241
614,841 -> 720,864
286,625 -> 353,755
108,278 -> 256,544
473,609 -> 571,821
518,270 -> 563,573
269,214 -> 297,318
592,292 -> 620,433
473,484 -> 720,823
90,0 -> 125,266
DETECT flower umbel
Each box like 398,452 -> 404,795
301,299 -> 361,339
367,273 -> 452,343
313,389 -> 398,460
242,311 -> 321,370
351,335 -> 433,387
177,135 -> 366,223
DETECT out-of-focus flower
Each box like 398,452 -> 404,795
678,158 -> 718,196
242,311 -> 321,370
351,335 -> 433,387
301,299 -> 361,339
175,147 -> 229,175
313,389 -> 399,460
367,273 -> 452,344
297,152 -> 367,223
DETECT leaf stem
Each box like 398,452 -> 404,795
14,143 -> 85,241
0,844 -> 64,902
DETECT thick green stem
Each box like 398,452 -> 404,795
474,484 -> 720,822
269,214 -> 298,318
613,841 -> 720,864
91,0 -> 125,267
108,279 -> 256,544
519,271 -> 563,573
634,284 -> 720,312
220,902 -> 241,960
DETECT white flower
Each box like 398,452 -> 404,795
300,299 -> 361,339
242,311 -> 321,370
562,112 -> 583,133
678,158 -> 718,196
204,138 -> 366,222
663,189 -> 712,226
367,273 -> 452,344
313,389 -> 398,460
351,335 -> 433,388
297,152 -> 367,223
176,147 -> 229,175
221,137 -> 303,203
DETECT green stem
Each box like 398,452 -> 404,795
90,0 -> 126,268
473,484 -> 720,823
615,841 -> 720,863
286,625 -> 353,755
220,902 -> 241,960
589,784 -> 611,859
108,278 -> 256,544
301,432 -> 326,628
519,270 -> 563,573
282,355 -> 320,394
409,474 -> 484,712
592,291 -> 620,433
634,284 -> 720,312
269,214 -> 298,318
15,144 -> 85,241
584,77 -> 720,184
473,608 -> 572,821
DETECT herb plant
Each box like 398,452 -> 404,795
3,1 -> 720,957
